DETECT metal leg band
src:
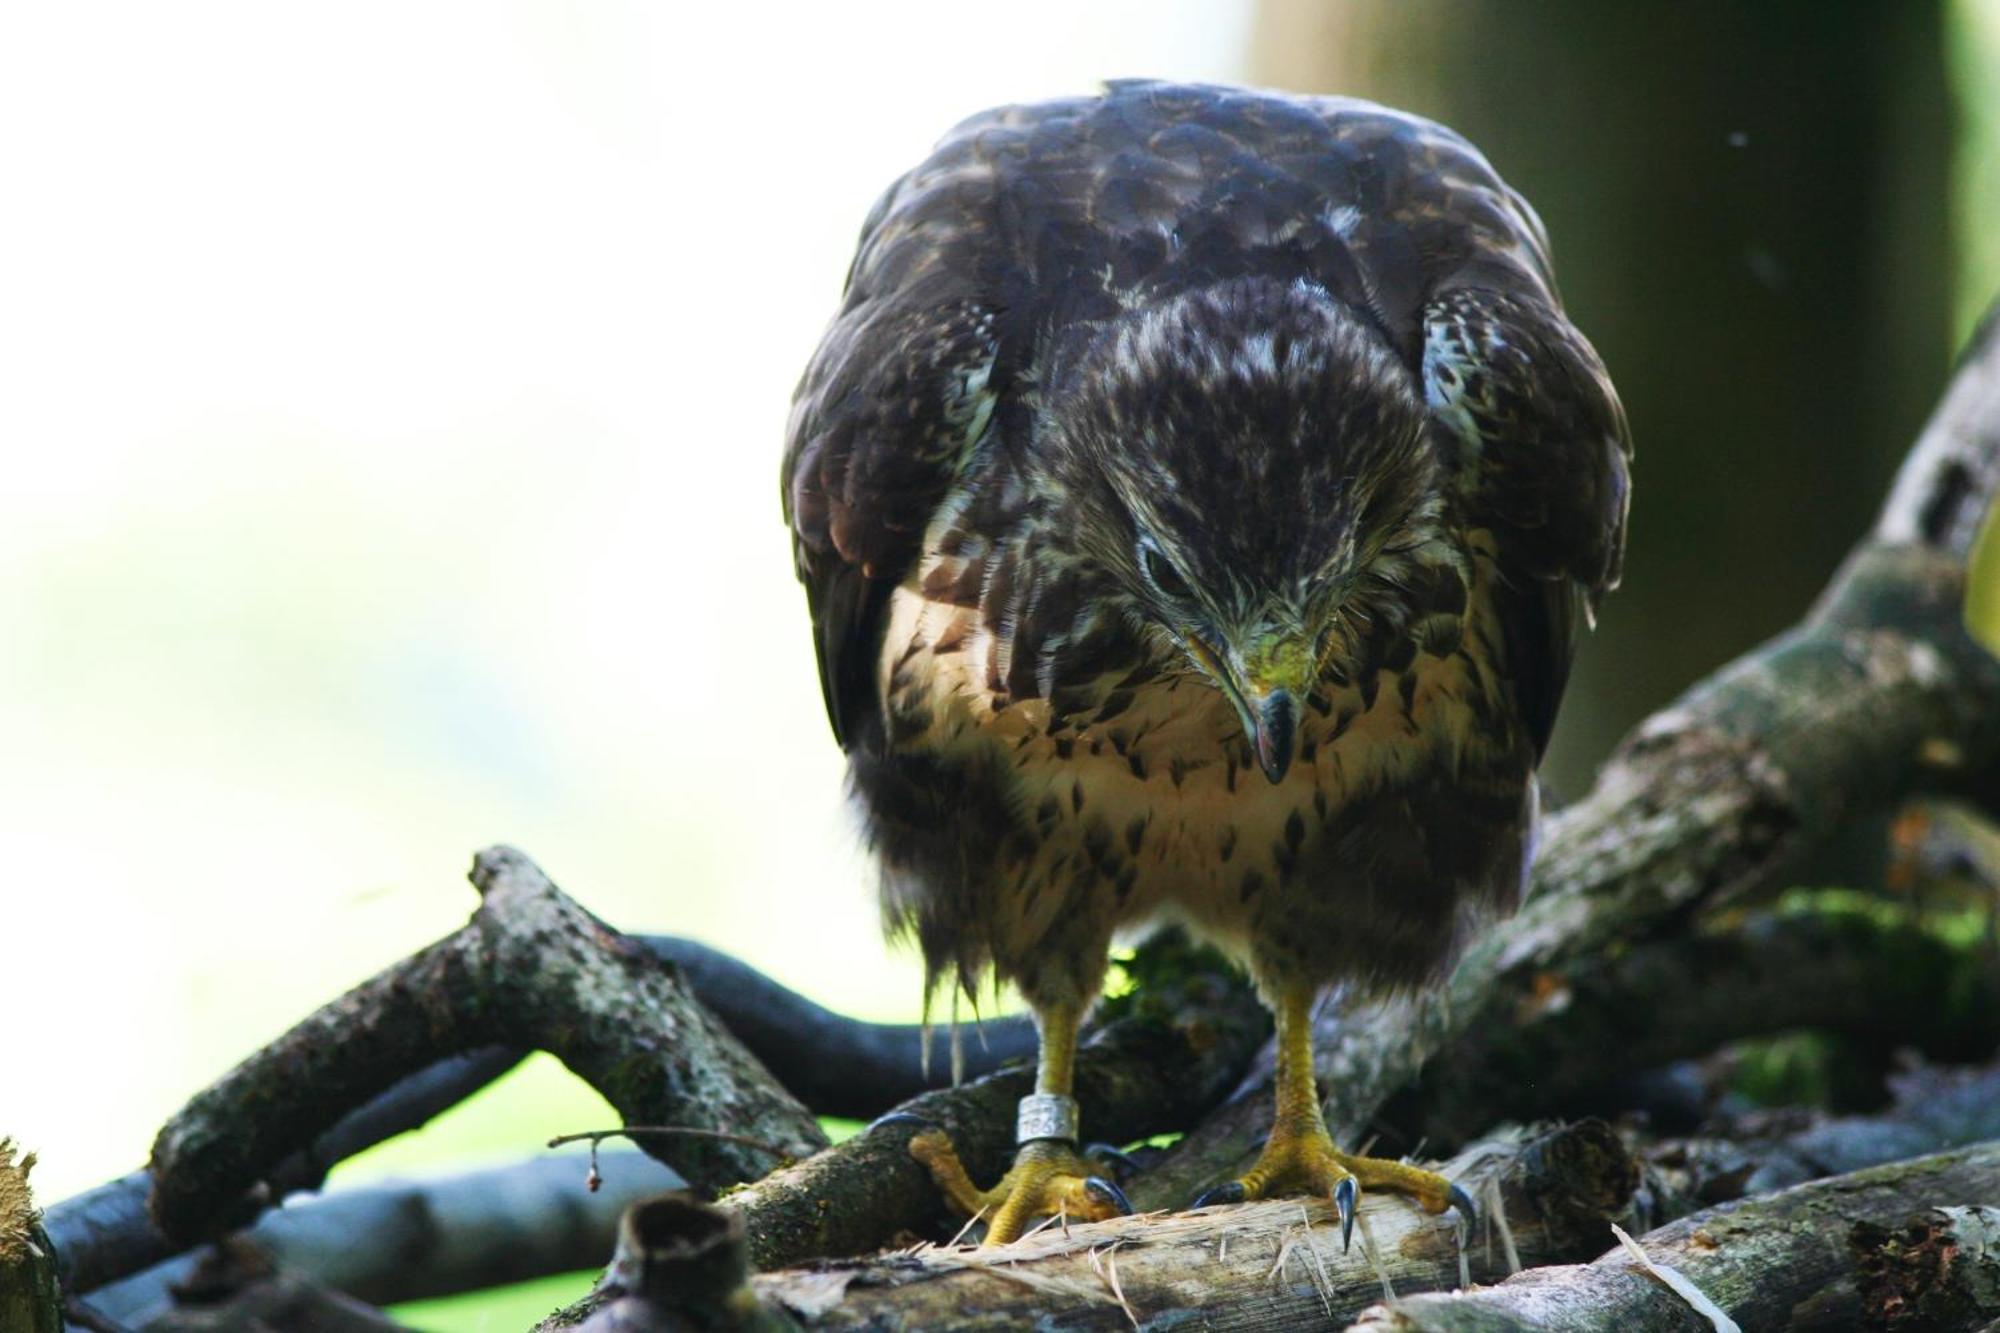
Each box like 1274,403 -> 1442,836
1016,1092 -> 1080,1146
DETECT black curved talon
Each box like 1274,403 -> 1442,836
1334,1176 -> 1358,1251
1083,1142 -> 1142,1183
1189,1180 -> 1246,1210
1447,1181 -> 1477,1227
867,1111 -> 939,1135
1084,1175 -> 1134,1216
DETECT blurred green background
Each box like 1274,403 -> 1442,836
2,2 -> 1996,1328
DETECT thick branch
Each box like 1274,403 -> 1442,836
1353,1140 -> 2000,1331
547,1120 -> 1638,1331
1148,305 -> 2000,1205
696,1058 -> 2000,1331
86,1150 -> 678,1325
48,936 -> 1032,1298
726,955 -> 1269,1273
146,846 -> 825,1246
142,1239 -> 405,1333
1395,903 -> 2000,1151
1644,1060 -> 2000,1213
639,935 -> 1035,1120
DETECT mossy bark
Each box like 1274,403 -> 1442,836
1357,1141 -> 2000,1331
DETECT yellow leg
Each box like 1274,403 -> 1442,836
1191,984 -> 1471,1245
904,998 -> 1133,1245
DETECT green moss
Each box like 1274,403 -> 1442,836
1730,1029 -> 1847,1109
1095,928 -> 1246,1025
1772,885 -> 1990,952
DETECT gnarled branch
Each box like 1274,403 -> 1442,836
1354,1140 -> 2000,1331
146,847 -> 826,1246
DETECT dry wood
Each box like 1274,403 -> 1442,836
1854,1204 -> 2000,1331
1352,1140 -> 2000,1332
0,1140 -> 61,1333
145,846 -> 826,1246
543,1120 -> 1637,1332
572,1196 -> 793,1333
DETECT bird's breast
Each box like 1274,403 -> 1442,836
874,575 -> 1518,942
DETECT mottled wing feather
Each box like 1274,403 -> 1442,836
1423,286 -> 1632,756
782,184 -> 1005,748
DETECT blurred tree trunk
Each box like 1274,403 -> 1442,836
1250,0 -> 1956,799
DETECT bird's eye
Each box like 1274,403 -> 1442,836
1140,541 -> 1194,602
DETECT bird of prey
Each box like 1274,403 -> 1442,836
782,81 -> 1630,1246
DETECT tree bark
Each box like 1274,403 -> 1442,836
573,1196 -> 793,1333
724,954 -> 1269,1273
146,846 -> 826,1247
1352,1141 -> 2000,1332
48,933 -> 1034,1299
85,1150 -> 680,1326
540,1120 -> 1637,1332
1853,1205 -> 2000,1332
1395,901 -> 2000,1152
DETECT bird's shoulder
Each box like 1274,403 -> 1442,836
780,82 -> 1605,751
872,81 -> 1557,345
784,81 -> 1562,566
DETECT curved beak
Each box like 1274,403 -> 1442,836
1247,688 -> 1298,783
1185,637 -> 1307,784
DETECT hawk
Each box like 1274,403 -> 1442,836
782,81 -> 1629,1245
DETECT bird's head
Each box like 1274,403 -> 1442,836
1037,277 -> 1453,783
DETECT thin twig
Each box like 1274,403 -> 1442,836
547,1126 -> 798,1161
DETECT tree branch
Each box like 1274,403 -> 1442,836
85,1150 -> 678,1326
1394,901 -> 2000,1152
743,1120 -> 1641,1331
1353,1140 -> 2000,1331
726,950 -> 1269,1273
637,935 -> 1035,1120
145,846 -> 826,1247
1643,1059 -> 2000,1215
47,934 -> 1033,1299
141,1239 -> 407,1333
